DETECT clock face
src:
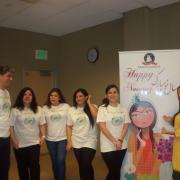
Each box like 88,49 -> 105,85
87,48 -> 99,63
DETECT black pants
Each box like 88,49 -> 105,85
73,147 -> 96,180
173,170 -> 180,180
102,149 -> 127,180
0,137 -> 10,180
14,144 -> 40,180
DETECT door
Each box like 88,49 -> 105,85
23,69 -> 56,154
23,69 -> 56,105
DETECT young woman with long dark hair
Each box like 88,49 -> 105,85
97,84 -> 130,180
66,88 -> 98,180
10,87 -> 46,180
43,88 -> 70,180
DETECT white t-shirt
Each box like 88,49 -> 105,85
0,89 -> 11,137
67,106 -> 97,150
97,104 -> 130,153
43,103 -> 70,141
10,106 -> 46,148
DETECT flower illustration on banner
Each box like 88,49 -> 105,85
155,136 -> 174,163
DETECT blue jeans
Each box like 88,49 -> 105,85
46,139 -> 67,180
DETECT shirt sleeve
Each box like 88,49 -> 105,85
64,104 -> 71,121
96,106 -> 106,123
38,107 -> 46,125
124,108 -> 131,124
10,108 -> 16,126
67,108 -> 73,126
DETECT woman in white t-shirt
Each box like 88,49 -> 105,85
66,88 -> 98,180
43,88 -> 70,180
10,87 -> 46,180
97,84 -> 130,180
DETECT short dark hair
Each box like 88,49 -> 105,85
0,65 -> 13,75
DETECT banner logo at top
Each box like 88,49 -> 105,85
143,53 -> 157,65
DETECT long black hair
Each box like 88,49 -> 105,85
73,88 -> 94,127
45,88 -> 66,108
129,100 -> 157,151
13,87 -> 38,113
172,86 -> 180,126
102,84 -> 119,107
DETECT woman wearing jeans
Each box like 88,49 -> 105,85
43,88 -> 70,180
97,84 -> 130,180
66,88 -> 98,180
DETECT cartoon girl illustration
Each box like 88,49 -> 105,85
126,97 -> 161,180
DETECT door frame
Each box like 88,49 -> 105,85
22,67 -> 57,88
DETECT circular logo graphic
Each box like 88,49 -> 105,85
50,114 -> 62,121
144,53 -> 155,62
75,116 -> 87,126
112,116 -> 124,126
2,103 -> 10,112
24,117 -> 36,125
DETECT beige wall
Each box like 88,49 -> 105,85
58,19 -> 123,104
123,2 -> 180,50
150,3 -> 180,49
1,2 -> 180,104
0,27 -> 59,102
123,7 -> 151,50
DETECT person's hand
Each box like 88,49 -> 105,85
126,163 -> 136,173
39,136 -> 45,145
87,95 -> 91,105
163,115 -> 172,123
13,139 -> 19,149
66,141 -> 72,151
113,140 -> 122,150
161,127 -> 169,134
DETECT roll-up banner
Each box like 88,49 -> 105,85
119,50 -> 180,180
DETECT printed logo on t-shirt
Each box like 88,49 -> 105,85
111,116 -> 124,126
24,117 -> 36,125
50,114 -> 62,121
2,102 -> 11,112
75,116 -> 87,126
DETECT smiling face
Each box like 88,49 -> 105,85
106,87 -> 119,104
75,91 -> 87,107
50,91 -> 60,106
130,106 -> 155,129
23,90 -> 33,106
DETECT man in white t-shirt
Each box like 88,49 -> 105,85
0,65 -> 13,180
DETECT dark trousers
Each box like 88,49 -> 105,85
14,144 -> 40,180
101,149 -> 127,180
46,140 -> 67,180
173,170 -> 180,180
73,147 -> 96,180
0,137 -> 10,180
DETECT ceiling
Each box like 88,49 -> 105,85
0,0 -> 179,36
